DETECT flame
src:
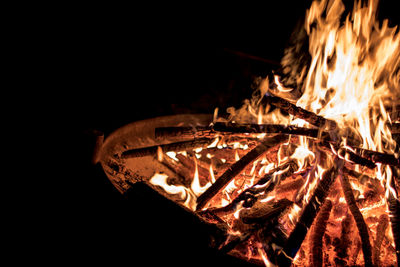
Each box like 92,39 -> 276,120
157,146 -> 163,162
300,0 -> 399,152
209,164 -> 216,184
191,157 -> 211,197
149,172 -> 187,200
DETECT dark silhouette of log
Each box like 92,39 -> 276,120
196,134 -> 289,211
340,172 -> 373,267
391,123 -> 400,134
310,199 -> 332,267
276,166 -> 338,267
353,147 -> 400,166
262,92 -> 337,130
199,161 -> 298,216
373,214 -> 389,266
387,193 -> 400,266
213,122 -> 321,137
120,138 -> 213,159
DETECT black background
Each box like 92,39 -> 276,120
44,1 -> 399,266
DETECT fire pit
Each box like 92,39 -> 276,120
97,0 -> 400,266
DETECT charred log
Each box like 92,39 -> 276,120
213,122 -> 321,138
373,214 -> 389,266
239,198 -> 293,225
310,199 -> 333,267
353,147 -> 400,166
201,161 -> 298,216
196,134 -> 289,211
340,172 -> 373,267
276,166 -> 338,267
262,92 -> 337,130
120,138 -> 213,159
159,152 -> 192,187
276,176 -> 305,195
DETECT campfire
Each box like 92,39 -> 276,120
99,0 -> 400,266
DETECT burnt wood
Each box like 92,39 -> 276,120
310,199 -> 332,267
373,214 -> 389,266
262,92 -> 337,130
340,172 -> 373,267
120,138 -> 213,159
276,165 -> 338,267
196,134 -> 289,211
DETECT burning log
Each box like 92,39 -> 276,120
213,122 -> 321,138
262,92 -> 337,130
373,214 -> 389,266
120,138 -> 213,159
276,165 -> 338,267
196,134 -> 289,211
276,176 -> 305,195
351,238 -> 362,266
239,198 -> 293,225
392,123 -> 400,133
199,161 -> 298,217
159,152 -> 193,187
310,199 -> 332,267
339,171 -> 373,267
353,147 -> 400,166
333,213 -> 353,266
175,154 -> 211,181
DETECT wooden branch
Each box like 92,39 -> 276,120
373,214 -> 389,266
340,172 -> 373,267
120,138 -> 213,159
353,147 -> 400,166
276,165 -> 338,267
196,134 -> 289,211
156,122 -> 400,140
263,92 -> 337,130
318,143 -> 377,169
213,122 -> 321,137
310,199 -> 332,267
155,126 -> 213,139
